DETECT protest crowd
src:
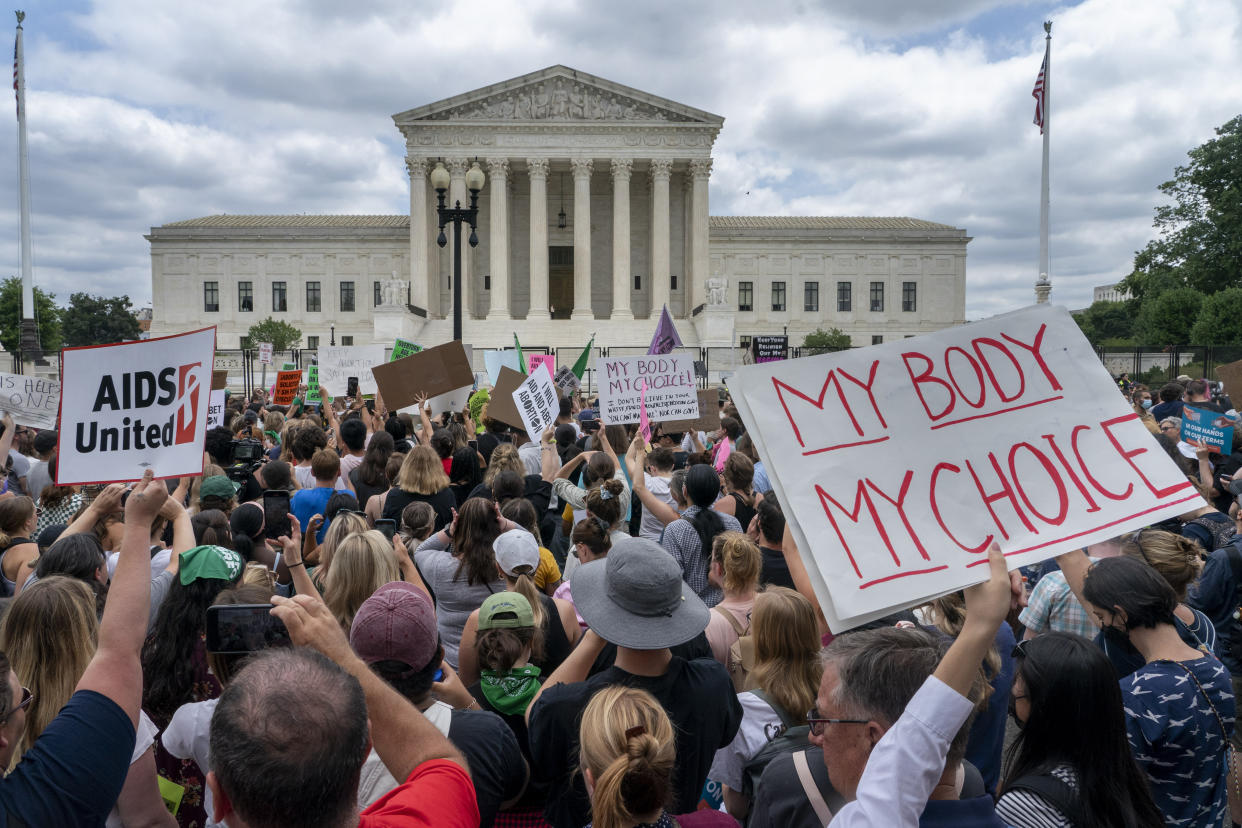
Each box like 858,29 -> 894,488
2,336 -> 1242,828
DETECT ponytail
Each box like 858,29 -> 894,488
585,478 -> 625,529
578,685 -> 676,828
590,734 -> 669,828
476,625 -> 543,673
509,570 -> 547,632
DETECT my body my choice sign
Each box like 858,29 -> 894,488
58,327 -> 216,485
727,305 -> 1197,632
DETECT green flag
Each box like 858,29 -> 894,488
514,333 -> 527,375
571,334 -> 595,379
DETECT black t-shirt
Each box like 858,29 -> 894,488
589,630 -> 713,677
382,487 -> 456,533
467,681 -> 551,811
759,546 -> 796,590
350,467 -> 388,510
448,708 -> 528,827
528,656 -> 742,828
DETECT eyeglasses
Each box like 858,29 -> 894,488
2,686 -> 33,723
805,709 -> 869,736
1011,638 -> 1031,659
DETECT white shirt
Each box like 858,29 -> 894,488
828,675 -> 975,827
357,700 -> 454,807
639,473 -> 675,542
106,711 -> 161,828
107,547 -> 172,581
708,691 -> 783,791
517,441 -> 543,477
162,699 -> 222,827
293,463 -> 347,491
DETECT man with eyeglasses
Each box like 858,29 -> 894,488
0,470 -> 166,824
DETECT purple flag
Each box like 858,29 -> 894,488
648,305 -> 683,355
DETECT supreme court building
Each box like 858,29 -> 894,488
148,66 -> 969,354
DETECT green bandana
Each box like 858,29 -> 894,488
480,664 -> 542,715
179,545 -> 244,586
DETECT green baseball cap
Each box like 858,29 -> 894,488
478,591 -> 535,630
200,475 -> 238,500
179,545 -> 244,586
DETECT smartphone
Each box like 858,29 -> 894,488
375,518 -> 397,542
365,399 -> 375,413
347,376 -> 360,398
205,604 -> 291,654
262,489 -> 292,540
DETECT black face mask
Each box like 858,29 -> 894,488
1101,623 -> 1139,656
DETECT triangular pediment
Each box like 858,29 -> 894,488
393,65 -> 723,126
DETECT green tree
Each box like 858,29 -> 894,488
1073,300 -> 1136,347
246,317 -> 302,351
802,327 -> 852,354
60,292 -> 142,347
1122,114 -> 1242,302
0,276 -> 61,353
1190,287 -> 1242,344
1135,287 -> 1205,348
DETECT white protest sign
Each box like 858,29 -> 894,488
727,304 -> 1199,632
595,355 -> 698,424
512,368 -> 559,438
484,349 -> 522,385
0,372 -> 60,430
554,365 -> 580,393
257,342 -> 274,365
205,390 -> 227,429
58,327 -> 216,484
317,345 -> 385,396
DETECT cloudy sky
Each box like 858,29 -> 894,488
2,0 -> 1239,319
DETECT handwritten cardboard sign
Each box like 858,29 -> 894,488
596,355 -> 698,424
318,345 -> 385,396
371,341 -> 473,411
1216,359 -> 1242,405
528,353 -> 556,381
0,372 -> 60,430
727,304 -> 1199,632
212,370 -> 229,391
513,368 -> 559,438
391,338 -> 421,361
1181,404 -> 1234,453
57,326 -> 215,485
272,370 -> 302,406
486,366 -> 528,431
554,365 -> 580,394
257,342 -> 274,365
306,365 -> 320,404
658,389 -> 717,434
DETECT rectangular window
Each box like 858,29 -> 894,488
903,282 -> 917,312
484,275 -> 492,290
870,281 -> 884,312
837,282 -> 852,312
374,281 -> 382,307
872,335 -> 884,345
203,281 -> 219,313
307,335 -> 319,350
633,274 -> 641,291
804,281 -> 819,312
237,281 -> 253,312
340,281 -> 355,313
239,336 -> 252,350
671,274 -> 678,290
341,335 -> 354,346
772,281 -> 786,312
739,335 -> 752,352
738,281 -> 753,312
306,281 -> 321,313
272,281 -> 287,312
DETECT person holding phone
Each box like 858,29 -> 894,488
291,449 -> 349,545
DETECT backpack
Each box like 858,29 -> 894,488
740,689 -> 811,805
712,605 -> 754,691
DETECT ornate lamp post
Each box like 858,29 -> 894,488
431,160 -> 486,342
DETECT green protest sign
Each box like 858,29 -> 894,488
307,365 -> 321,403
281,362 -> 296,371
390,338 -> 422,361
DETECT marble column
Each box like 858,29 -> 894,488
526,158 -> 550,319
405,156 -> 430,313
447,157 -> 472,318
486,158 -> 511,320
610,158 -> 634,320
688,157 -> 712,313
570,158 -> 594,320
649,159 -> 672,317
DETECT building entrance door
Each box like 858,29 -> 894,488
549,246 -> 574,320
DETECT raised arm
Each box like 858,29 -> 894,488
626,433 -> 679,526
61,483 -> 127,539
554,451 -> 590,482
781,522 -> 829,639
1054,548 -> 1098,626
77,470 -> 167,727
0,413 -> 15,463
274,514 -> 318,598
417,394 -> 434,445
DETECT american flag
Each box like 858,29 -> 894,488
12,32 -> 19,120
1032,53 -> 1046,133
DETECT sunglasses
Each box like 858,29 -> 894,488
2,686 -> 33,723
805,709 -> 869,736
1011,638 -> 1031,659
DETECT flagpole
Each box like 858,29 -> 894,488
1035,20 -> 1052,304
14,10 -> 39,358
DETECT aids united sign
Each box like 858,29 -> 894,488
57,327 -> 216,485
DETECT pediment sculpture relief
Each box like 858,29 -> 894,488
425,78 -> 687,122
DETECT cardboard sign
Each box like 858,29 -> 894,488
306,365 -> 320,404
484,349 -> 522,385
0,372 -> 60,430
1181,404 -> 1234,453
57,327 -> 215,484
512,368 -> 559,439
371,341 -> 474,411
258,342 -> 274,365
754,336 -> 788,364
212,370 -> 229,391
391,338 -> 421,361
486,367 -> 528,430
554,364 -> 581,393
1217,359 -> 1242,404
727,304 -> 1199,633
528,353 -> 556,381
272,370 -> 302,406
596,355 -> 698,424
205,389 -> 227,429
659,389 -> 717,434
318,345 -> 385,396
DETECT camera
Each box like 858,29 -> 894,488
225,438 -> 264,483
